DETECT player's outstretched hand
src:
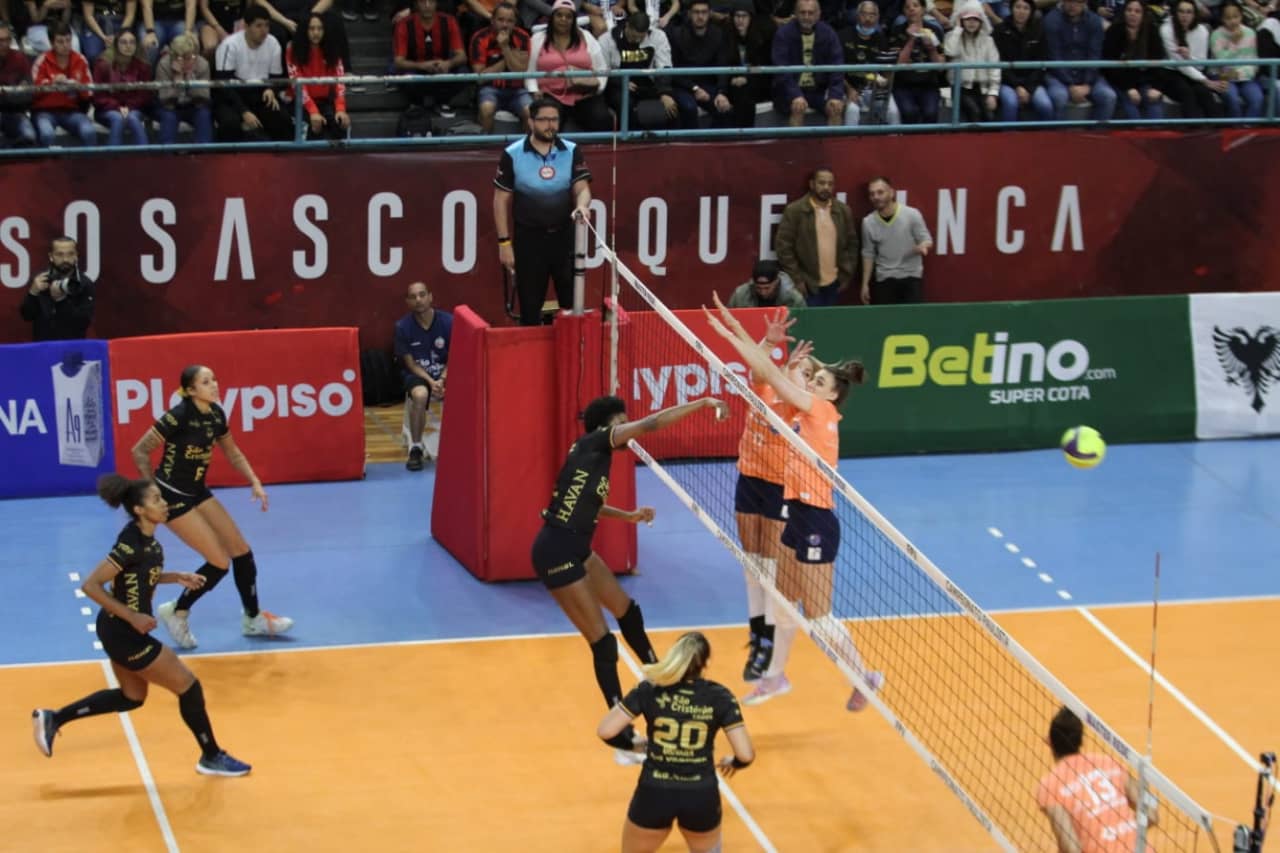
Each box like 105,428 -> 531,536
704,398 -> 729,421
763,308 -> 795,347
632,506 -> 656,526
251,482 -> 269,512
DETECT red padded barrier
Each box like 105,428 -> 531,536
432,308 -> 636,581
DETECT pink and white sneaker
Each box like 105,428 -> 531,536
847,671 -> 885,712
742,674 -> 792,706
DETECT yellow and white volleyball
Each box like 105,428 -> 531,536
1060,426 -> 1106,470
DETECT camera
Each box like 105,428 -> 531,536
49,266 -> 82,296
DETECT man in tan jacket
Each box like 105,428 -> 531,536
774,167 -> 859,306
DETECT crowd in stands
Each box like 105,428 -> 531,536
2,0 -> 1279,146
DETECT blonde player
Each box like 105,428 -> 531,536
705,295 -> 884,712
1037,707 -> 1159,852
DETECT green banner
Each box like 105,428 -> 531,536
791,296 -> 1196,456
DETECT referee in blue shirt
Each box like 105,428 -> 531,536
493,96 -> 592,326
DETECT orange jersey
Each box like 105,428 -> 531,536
737,380 -> 794,485
1036,753 -> 1143,853
782,398 -> 840,509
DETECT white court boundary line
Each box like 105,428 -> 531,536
5,592 -> 1279,672
1074,607 -> 1261,771
615,645 -> 778,853
99,660 -> 180,853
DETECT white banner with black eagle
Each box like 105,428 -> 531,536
1190,293 -> 1280,438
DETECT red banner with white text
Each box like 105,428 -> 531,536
621,307 -> 775,459
3,131 -> 1279,350
108,327 -> 364,485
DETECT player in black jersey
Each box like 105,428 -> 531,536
130,364 -> 293,650
533,393 -> 729,761
598,632 -> 755,853
31,474 -> 251,777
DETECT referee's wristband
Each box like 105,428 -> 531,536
497,237 -> 511,247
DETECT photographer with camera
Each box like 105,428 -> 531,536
20,236 -> 96,341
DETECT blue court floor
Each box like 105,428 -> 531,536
3,438 -> 1276,669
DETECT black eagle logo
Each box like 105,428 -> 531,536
1212,326 -> 1280,413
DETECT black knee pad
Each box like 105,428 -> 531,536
590,632 -> 618,665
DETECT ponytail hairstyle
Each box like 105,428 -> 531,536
177,364 -> 206,399
817,358 -> 866,408
643,631 -> 711,687
97,473 -> 154,520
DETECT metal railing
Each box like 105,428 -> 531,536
0,56 -> 1277,157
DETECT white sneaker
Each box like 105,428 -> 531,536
242,610 -> 294,637
847,671 -> 885,712
156,600 -> 198,649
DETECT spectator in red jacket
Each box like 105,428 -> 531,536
393,0 -> 468,116
93,29 -> 154,145
31,21 -> 96,146
287,11 -> 349,139
469,2 -> 531,133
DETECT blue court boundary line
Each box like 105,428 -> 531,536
5,592 -> 1276,672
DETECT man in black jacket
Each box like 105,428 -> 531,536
669,0 -> 734,127
20,236 -> 95,341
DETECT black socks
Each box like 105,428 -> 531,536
174,563 -> 229,611
52,688 -> 143,727
616,601 -> 656,665
178,679 -> 221,760
232,552 -> 260,618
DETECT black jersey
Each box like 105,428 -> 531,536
152,399 -> 229,493
621,678 -> 745,789
541,427 -> 615,534
105,521 -> 165,618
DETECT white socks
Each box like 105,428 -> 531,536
812,613 -> 866,681
743,560 -> 765,619
765,606 -> 798,678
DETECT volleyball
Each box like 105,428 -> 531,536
1060,426 -> 1106,469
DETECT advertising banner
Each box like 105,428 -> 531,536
1190,293 -> 1280,439
107,328 -> 364,485
4,131 -> 1280,350
0,340 -> 114,498
791,297 -> 1198,455
620,307 -> 776,459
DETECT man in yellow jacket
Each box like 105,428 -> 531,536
774,167 -> 859,306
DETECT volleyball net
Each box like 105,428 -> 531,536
587,229 -> 1220,852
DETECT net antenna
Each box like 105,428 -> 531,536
586,221 -> 1221,852
608,113 -> 620,395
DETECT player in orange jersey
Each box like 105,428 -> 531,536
705,295 -> 883,713
1037,707 -> 1159,852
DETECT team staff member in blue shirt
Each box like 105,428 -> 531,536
492,95 -> 591,326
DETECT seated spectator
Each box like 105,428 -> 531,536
470,1 -> 531,133
394,281 -> 452,470
1043,0 -> 1116,121
601,11 -> 678,127
23,0 -> 80,55
1255,6 -> 1278,75
726,259 -> 806,308
31,21 -> 95,145
723,0 -> 774,127
287,11 -> 349,138
994,0 -> 1054,120
944,0 -> 999,121
0,21 -> 37,146
670,0 -> 733,126
925,0 -> 951,26
92,29 -> 153,144
139,0 -> 194,62
393,0 -> 469,116
629,0 -> 680,29
772,0 -> 844,125
1102,0 -> 1166,119
525,0 -> 614,130
453,0 -> 500,49
155,32 -> 214,142
1161,0 -> 1227,116
583,0 -> 627,35
195,0 -> 243,59
79,0 -> 139,66
213,6 -> 293,140
1210,0 -> 1263,115
838,1 -> 900,125
888,0 -> 944,123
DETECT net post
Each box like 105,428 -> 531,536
572,218 -> 586,316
